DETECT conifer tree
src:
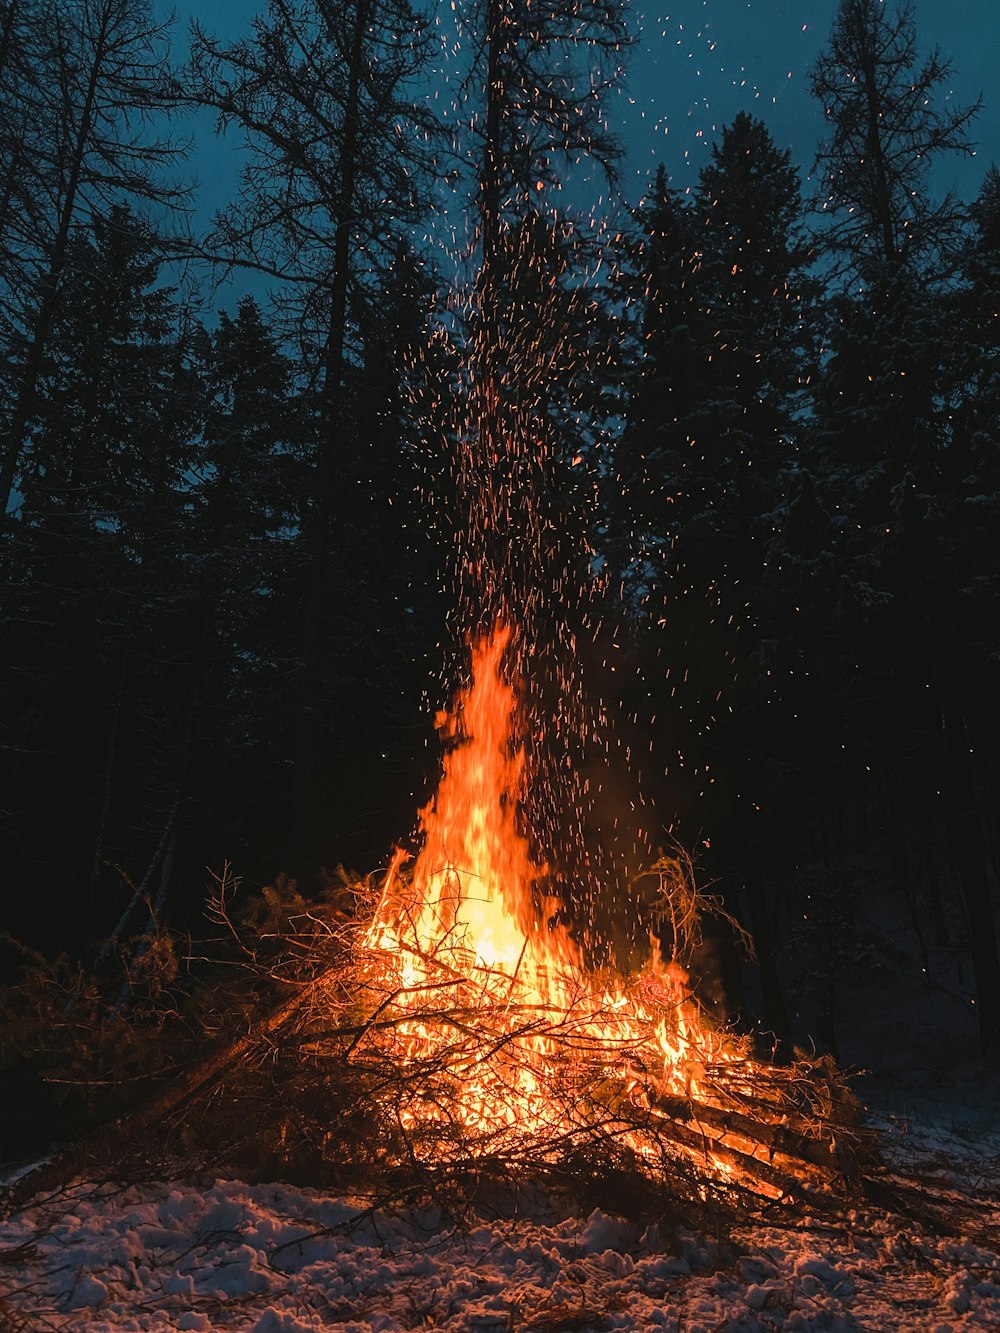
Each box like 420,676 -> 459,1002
807,0 -> 999,1048
610,118 -> 816,1036
616,119 -> 813,619
0,206 -> 199,950
0,0 -> 187,520
188,0 -> 441,865
172,296 -> 305,878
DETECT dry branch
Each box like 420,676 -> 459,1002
2,873 -> 883,1228
1,970 -> 332,1213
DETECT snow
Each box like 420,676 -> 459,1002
2,1117 -> 998,1333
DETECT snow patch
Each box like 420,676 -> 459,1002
1,1153 -> 998,1331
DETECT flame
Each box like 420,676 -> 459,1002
360,625 -> 740,1153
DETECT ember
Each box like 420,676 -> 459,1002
339,624 -> 873,1208
0,626 -> 881,1220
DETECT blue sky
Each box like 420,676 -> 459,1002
622,1 -> 997,196
169,0 -> 999,302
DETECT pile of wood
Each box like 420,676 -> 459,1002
2,898 -> 881,1224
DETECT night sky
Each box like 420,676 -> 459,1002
175,0 -> 999,230
621,0 -> 998,196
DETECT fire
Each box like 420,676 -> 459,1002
359,624 -> 741,1156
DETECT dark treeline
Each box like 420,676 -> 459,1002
0,0 -> 450,966
1,0 -> 999,1055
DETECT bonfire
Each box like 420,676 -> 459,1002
3,625 -> 877,1222
293,623 -> 874,1214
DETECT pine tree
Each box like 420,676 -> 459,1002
171,295 -> 306,881
616,120 -> 814,618
0,206 -> 199,952
611,166 -> 703,581
610,119 -> 817,1037
806,0 -> 1000,1049
0,0 -> 188,519
188,0 -> 442,867
696,112 -> 815,429
316,241 -> 450,864
18,206 -> 184,531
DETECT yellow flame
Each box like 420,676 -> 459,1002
359,625 -> 741,1151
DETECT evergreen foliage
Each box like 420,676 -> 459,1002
0,0 -> 999,1074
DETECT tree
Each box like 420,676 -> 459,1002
471,0 -> 628,261
0,1 -> 35,243
620,133 -> 812,674
695,112 -> 815,425
0,0 -> 188,519
927,167 -> 1000,1047
17,206 -> 185,531
460,0 -> 630,620
454,0 -> 631,626
0,206 -> 200,952
610,119 -> 817,1037
810,0 -> 979,270
450,0 -> 631,911
806,0 -> 1000,1049
320,241 -> 452,862
609,167 -> 702,583
174,295 -> 305,884
188,0 -> 442,864
807,0 -> 980,537
616,117 -> 814,609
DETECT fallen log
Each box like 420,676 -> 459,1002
635,1105 -> 835,1204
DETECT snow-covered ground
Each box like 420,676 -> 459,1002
2,1111 -> 998,1333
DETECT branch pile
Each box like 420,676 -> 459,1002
3,865 -> 880,1227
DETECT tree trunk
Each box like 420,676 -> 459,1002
482,0 -> 503,277
742,855 -> 790,1047
919,800 -> 949,948
457,0 -> 507,636
290,0 -> 371,866
861,41 -> 896,263
89,643 -> 131,899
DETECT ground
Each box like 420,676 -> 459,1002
3,883 -> 999,1333
2,1093 -> 998,1333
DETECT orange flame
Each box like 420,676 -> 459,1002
362,625 -> 738,1149
369,626 -> 577,1000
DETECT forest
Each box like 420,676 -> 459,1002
1,0 -> 999,1089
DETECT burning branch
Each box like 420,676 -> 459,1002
4,628 -> 884,1228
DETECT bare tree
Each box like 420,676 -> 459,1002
811,0 -> 979,270
0,0 -> 188,520
187,0 -> 442,858
443,0 -> 631,916
460,0 -> 629,587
